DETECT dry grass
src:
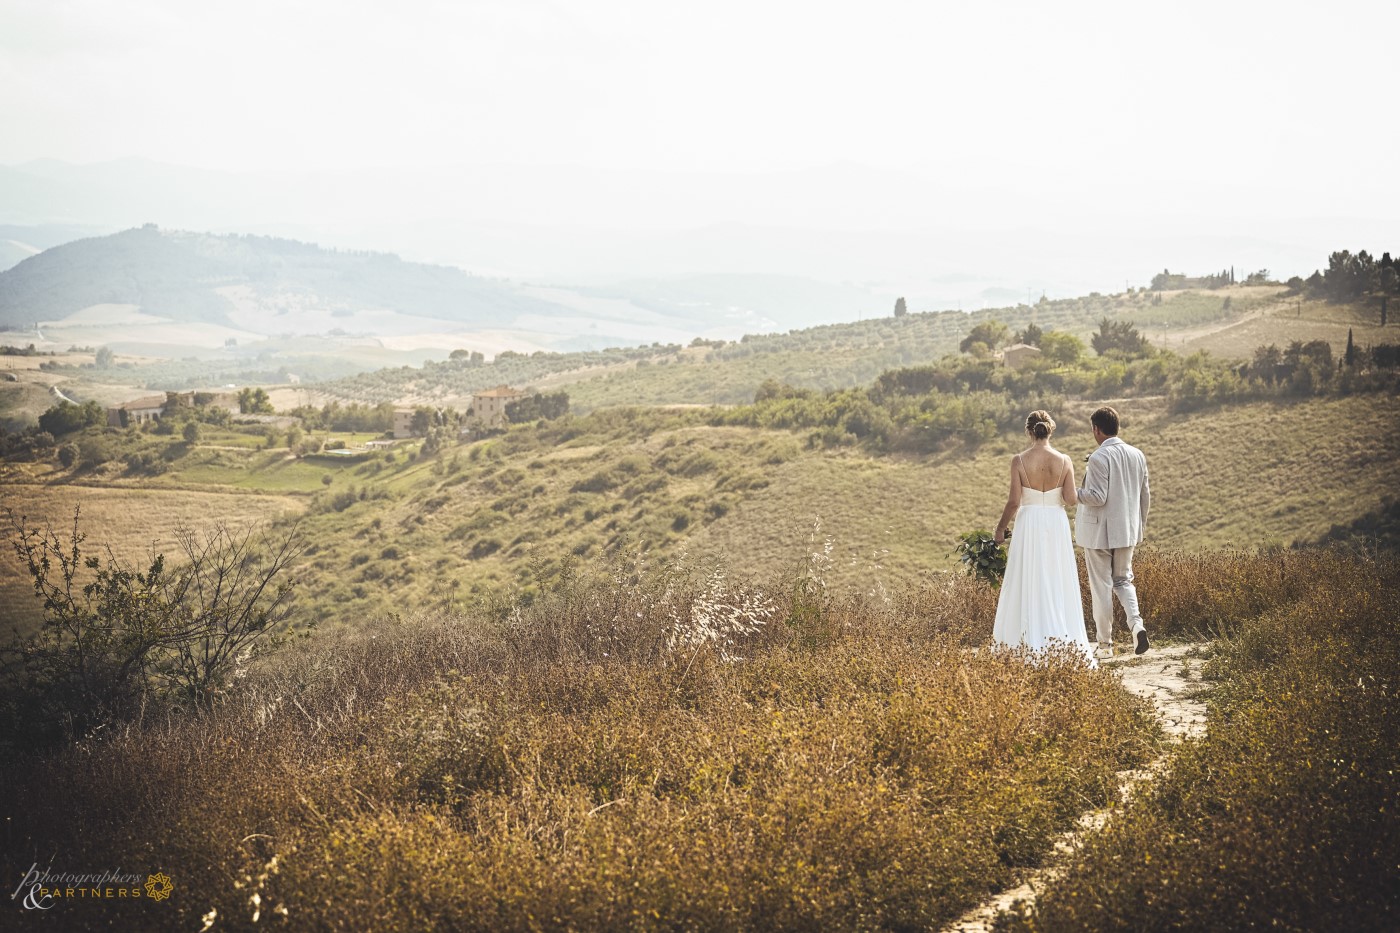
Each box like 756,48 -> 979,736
1002,550 -> 1400,931
0,561 -> 1159,931
1,528 -> 1387,930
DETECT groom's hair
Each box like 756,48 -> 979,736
1091,407 -> 1120,436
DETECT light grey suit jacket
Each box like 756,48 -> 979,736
1075,436 -> 1150,549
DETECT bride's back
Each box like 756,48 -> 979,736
1018,444 -> 1071,492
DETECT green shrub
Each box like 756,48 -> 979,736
77,436 -> 116,466
469,538 -> 502,559
37,400 -> 104,436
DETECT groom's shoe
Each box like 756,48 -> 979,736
1095,644 -> 1115,661
1134,627 -> 1150,656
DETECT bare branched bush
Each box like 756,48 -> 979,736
2,507 -> 305,745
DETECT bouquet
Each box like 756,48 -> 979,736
954,529 -> 1010,588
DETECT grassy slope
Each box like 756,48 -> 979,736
1178,294 -> 1390,360
0,381 -> 59,432
297,392 -> 1398,629
7,391 -> 1391,637
686,394 -> 1398,588
477,286 -> 1394,413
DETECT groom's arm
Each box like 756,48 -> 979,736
1077,451 -> 1111,507
1139,457 -> 1150,527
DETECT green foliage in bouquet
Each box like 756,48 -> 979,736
954,529 -> 1009,588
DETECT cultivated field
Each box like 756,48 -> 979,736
0,484 -> 305,632
1179,296 -> 1387,360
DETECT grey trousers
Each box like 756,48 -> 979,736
1082,546 -> 1144,646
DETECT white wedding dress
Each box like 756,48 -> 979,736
992,484 -> 1097,666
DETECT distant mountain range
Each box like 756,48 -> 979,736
0,225 -> 569,331
0,226 -> 898,356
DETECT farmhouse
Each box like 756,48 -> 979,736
390,385 -> 532,438
468,385 -> 530,428
104,390 -> 243,427
106,394 -> 167,427
1000,343 -> 1043,372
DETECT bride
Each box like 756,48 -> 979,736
991,410 -> 1096,665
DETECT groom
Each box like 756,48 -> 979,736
1075,406 -> 1151,658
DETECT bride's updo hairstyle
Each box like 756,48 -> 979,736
1026,410 -> 1055,439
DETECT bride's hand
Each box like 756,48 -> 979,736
993,528 -> 1006,545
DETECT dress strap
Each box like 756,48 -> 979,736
1014,454 -> 1031,488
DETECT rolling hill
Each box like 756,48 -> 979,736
313,284 -> 1312,411
0,225 -> 574,332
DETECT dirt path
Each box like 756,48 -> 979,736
946,644 -> 1208,932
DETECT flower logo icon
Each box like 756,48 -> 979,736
144,872 -> 174,902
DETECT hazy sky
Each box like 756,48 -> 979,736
1,0 -> 1396,278
3,2 -> 1394,173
